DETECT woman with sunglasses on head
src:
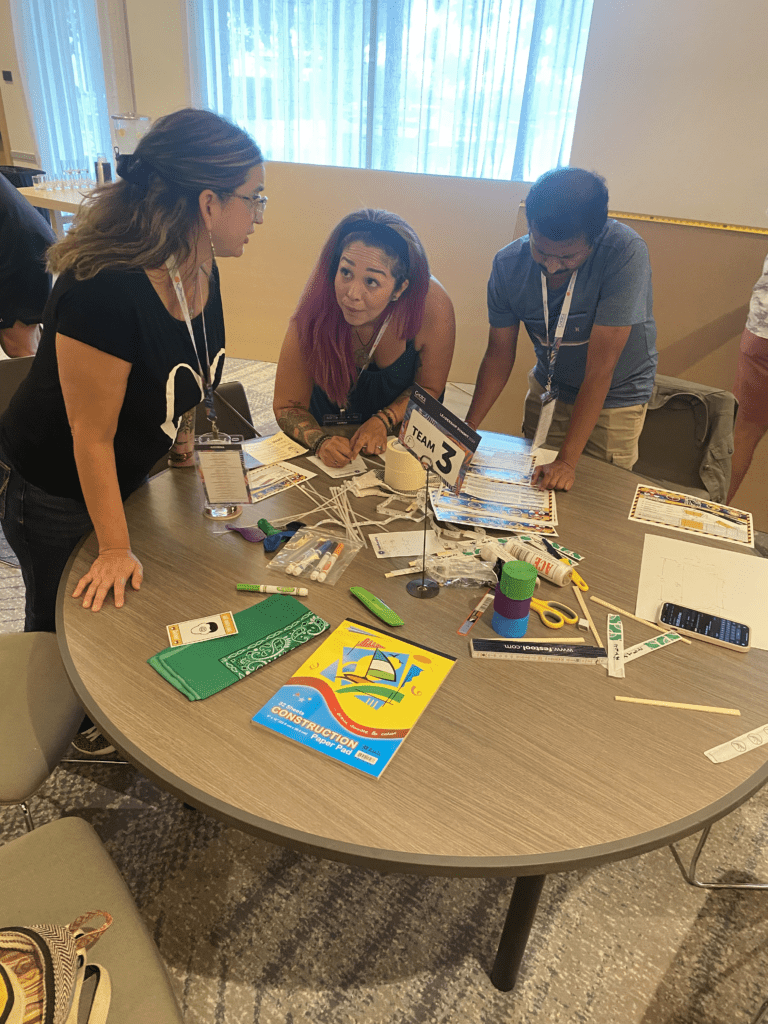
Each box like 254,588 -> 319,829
0,108 -> 265,643
273,209 -> 455,468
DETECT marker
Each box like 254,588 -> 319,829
317,541 -> 345,582
236,584 -> 308,596
287,540 -> 329,576
310,540 -> 338,581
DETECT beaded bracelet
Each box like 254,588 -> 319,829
311,433 -> 332,455
382,406 -> 398,428
372,411 -> 391,432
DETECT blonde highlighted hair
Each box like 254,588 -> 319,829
48,108 -> 263,280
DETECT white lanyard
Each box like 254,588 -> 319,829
165,257 -> 216,427
540,269 -> 578,392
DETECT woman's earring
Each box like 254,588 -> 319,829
208,229 -> 216,261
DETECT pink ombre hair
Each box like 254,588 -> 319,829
291,209 -> 431,407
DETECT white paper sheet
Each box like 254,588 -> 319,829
368,530 -> 442,559
241,432 -> 307,466
636,534 -> 768,651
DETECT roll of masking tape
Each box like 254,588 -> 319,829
384,437 -> 427,491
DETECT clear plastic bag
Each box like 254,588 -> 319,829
267,527 -> 363,585
424,554 -> 499,588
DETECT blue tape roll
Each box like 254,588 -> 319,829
492,610 -> 529,638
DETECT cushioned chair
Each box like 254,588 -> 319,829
0,633 -> 83,830
0,816 -> 184,1022
634,374 -> 737,503
0,633 -> 125,831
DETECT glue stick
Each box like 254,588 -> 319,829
479,539 -> 573,587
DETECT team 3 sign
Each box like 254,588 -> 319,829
399,386 -> 480,493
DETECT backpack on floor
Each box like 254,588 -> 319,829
0,910 -> 112,1024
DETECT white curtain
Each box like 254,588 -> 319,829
11,0 -> 112,177
189,0 -> 594,180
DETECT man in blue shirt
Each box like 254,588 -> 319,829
465,167 -> 657,491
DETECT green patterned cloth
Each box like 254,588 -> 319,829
148,595 -> 330,701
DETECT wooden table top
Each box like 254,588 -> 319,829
57,455 -> 768,877
18,186 -> 85,214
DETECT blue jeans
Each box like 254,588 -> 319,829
0,445 -> 92,632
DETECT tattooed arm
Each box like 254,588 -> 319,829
168,408 -> 196,468
274,324 -> 355,466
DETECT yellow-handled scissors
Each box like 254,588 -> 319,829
530,597 -> 579,629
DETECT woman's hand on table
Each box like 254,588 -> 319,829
316,434 -> 355,468
72,548 -> 144,612
350,416 -> 388,459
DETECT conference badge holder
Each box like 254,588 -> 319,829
531,388 -> 557,452
195,435 -> 252,520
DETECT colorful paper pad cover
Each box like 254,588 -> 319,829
251,618 -> 456,779
148,595 -> 329,701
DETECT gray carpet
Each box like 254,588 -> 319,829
2,360 -> 768,1023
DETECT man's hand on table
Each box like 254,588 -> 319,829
532,458 -> 576,491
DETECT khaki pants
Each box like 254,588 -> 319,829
522,368 -> 648,470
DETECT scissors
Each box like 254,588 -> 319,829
530,597 -> 579,629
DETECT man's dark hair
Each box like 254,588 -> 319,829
525,167 -> 609,246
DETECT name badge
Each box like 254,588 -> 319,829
531,389 -> 557,452
322,412 -> 362,426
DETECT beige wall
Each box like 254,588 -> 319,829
1,0 -> 766,522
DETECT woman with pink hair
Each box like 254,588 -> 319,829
273,209 -> 455,468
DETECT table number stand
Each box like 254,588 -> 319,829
406,465 -> 440,600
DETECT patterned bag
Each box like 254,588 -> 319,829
0,910 -> 112,1024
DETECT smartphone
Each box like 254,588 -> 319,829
658,602 -> 751,652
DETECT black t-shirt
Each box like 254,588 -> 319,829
0,173 -> 56,326
0,265 -> 225,500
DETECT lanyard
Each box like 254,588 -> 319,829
340,313 -> 392,415
165,257 -> 217,429
540,270 -> 578,392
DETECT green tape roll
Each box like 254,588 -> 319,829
500,559 -> 538,600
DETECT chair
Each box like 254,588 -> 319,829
634,374 -> 737,503
0,354 -> 34,415
0,632 -> 125,832
195,379 -> 259,439
149,379 -> 258,477
0,816 -> 184,1022
670,822 -> 768,891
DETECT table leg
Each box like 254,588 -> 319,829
490,873 -> 546,991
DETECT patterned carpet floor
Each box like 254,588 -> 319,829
2,359 -> 768,1023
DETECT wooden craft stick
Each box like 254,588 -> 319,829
516,637 -> 586,644
615,696 -> 740,716
573,585 -> 602,649
590,596 -> 692,645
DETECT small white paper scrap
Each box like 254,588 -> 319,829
369,530 -> 442,559
623,631 -> 683,663
606,614 -> 625,678
705,722 -> 768,763
307,454 -> 368,478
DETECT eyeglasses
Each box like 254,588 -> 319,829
221,191 -> 268,215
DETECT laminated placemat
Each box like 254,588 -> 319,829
148,595 -> 329,700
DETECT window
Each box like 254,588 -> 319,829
11,0 -> 112,177
189,0 -> 594,181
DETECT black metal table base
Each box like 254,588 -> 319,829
490,874 -> 546,991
